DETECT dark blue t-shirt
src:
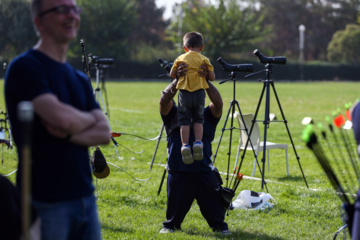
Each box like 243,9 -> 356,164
5,49 -> 99,202
161,104 -> 220,172
352,102 -> 360,144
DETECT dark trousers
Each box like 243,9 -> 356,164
163,170 -> 228,231
352,189 -> 360,239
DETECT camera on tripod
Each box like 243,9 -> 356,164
253,49 -> 286,65
158,58 -> 173,73
217,57 -> 253,72
88,54 -> 114,65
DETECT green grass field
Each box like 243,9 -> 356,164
0,79 -> 359,239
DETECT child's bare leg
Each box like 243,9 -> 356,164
193,123 -> 203,142
180,125 -> 190,145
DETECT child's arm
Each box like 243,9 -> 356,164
203,58 -> 215,81
169,60 -> 179,79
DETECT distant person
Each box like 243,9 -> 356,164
4,0 -> 110,239
170,31 -> 215,164
159,63 -> 229,234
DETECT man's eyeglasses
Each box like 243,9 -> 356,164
38,5 -> 82,18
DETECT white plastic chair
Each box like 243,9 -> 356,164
234,112 -> 289,176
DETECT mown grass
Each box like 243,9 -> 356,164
0,79 -> 359,239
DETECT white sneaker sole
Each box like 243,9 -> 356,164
193,144 -> 203,161
182,147 -> 194,164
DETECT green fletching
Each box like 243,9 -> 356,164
325,116 -> 331,123
317,122 -> 323,130
302,128 -> 311,143
302,132 -> 310,143
306,124 -> 313,135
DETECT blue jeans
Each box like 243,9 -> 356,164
32,194 -> 101,240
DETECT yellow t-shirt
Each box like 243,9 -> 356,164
171,51 -> 214,92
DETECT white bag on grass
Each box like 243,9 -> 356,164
232,190 -> 277,210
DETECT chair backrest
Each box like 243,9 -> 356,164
236,113 -> 261,149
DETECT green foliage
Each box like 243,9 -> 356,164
129,0 -> 169,46
0,0 -> 37,61
166,0 -> 264,60
327,24 -> 360,64
129,42 -> 178,64
0,80 -> 359,239
259,0 -> 360,61
0,0 -> 170,63
74,0 -> 170,62
75,0 -> 137,61
0,0 -> 359,64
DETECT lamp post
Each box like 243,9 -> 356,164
299,24 -> 306,80
175,3 -> 184,55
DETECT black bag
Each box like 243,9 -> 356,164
221,187 -> 235,210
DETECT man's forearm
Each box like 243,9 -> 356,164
33,93 -> 97,134
160,79 -> 178,115
206,82 -> 222,108
69,109 -> 110,146
206,81 -> 223,118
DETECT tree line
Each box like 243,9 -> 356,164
0,0 -> 359,68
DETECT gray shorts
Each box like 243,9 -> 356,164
178,89 -> 205,125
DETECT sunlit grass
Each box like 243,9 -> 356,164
0,79 -> 359,239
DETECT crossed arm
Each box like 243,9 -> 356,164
33,93 -> 110,146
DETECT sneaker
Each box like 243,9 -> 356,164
192,140 -> 203,161
181,144 -> 194,164
159,227 -> 174,233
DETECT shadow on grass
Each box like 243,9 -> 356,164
98,194 -> 167,212
277,175 -> 307,183
101,222 -> 134,234
185,228 -> 286,240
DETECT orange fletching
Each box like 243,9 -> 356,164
110,132 -> 121,137
236,173 -> 244,181
346,110 -> 352,121
334,115 -> 345,128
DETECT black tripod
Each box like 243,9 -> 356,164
150,59 -> 174,195
213,58 -> 267,190
149,59 -> 173,171
237,49 -> 309,190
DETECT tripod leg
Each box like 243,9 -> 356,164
232,103 -> 261,181
213,100 -> 234,166
260,80 -> 271,190
235,83 -> 265,172
233,102 -> 259,168
101,70 -> 110,119
157,168 -> 167,196
150,124 -> 165,170
270,82 -> 309,188
96,88 -> 121,159
234,83 -> 269,192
